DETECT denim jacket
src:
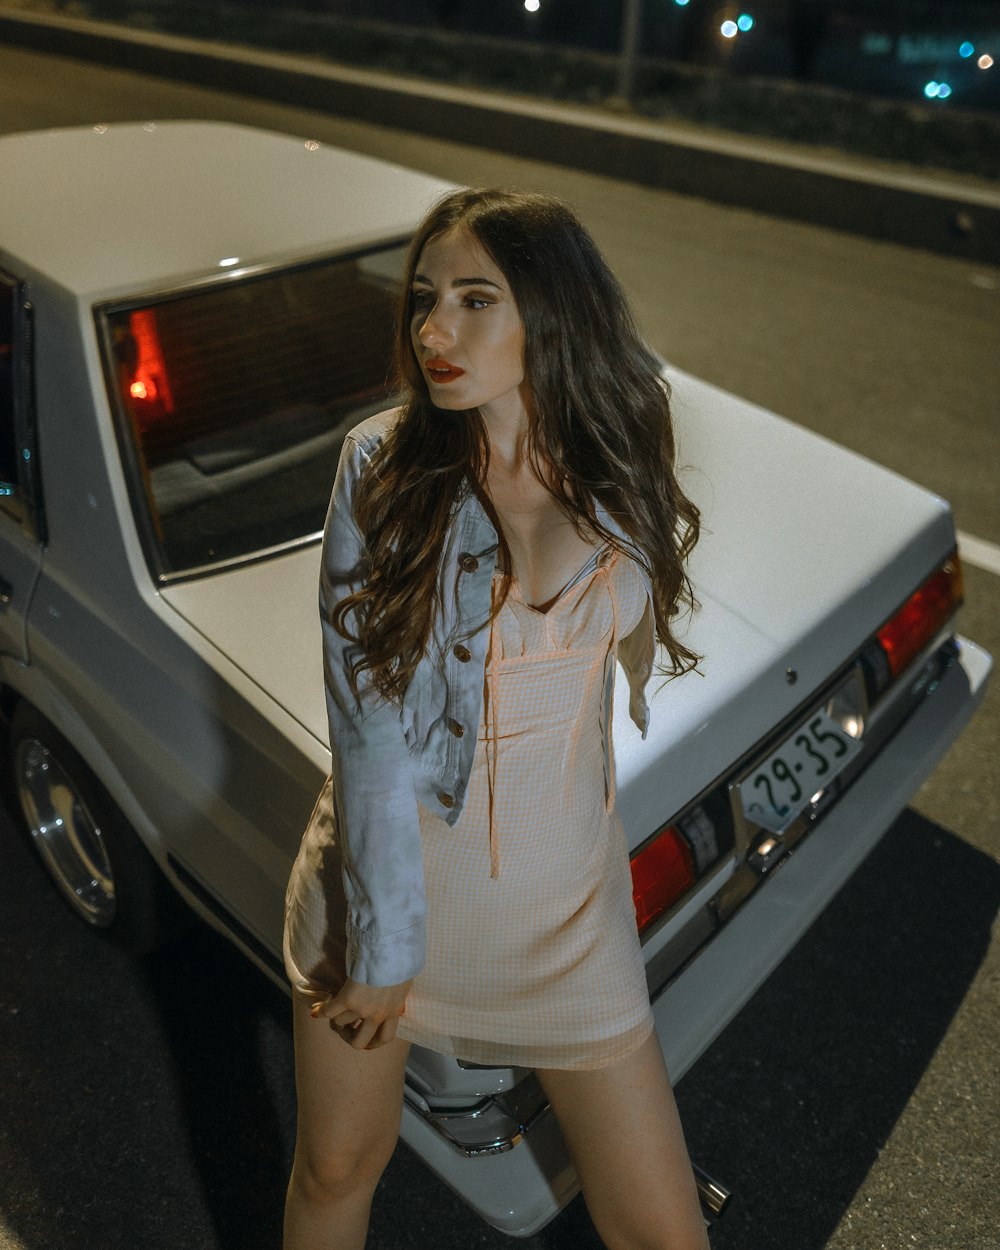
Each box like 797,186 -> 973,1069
321,411 -> 656,986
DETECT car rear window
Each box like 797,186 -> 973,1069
100,244 -> 406,578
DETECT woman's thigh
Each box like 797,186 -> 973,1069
291,990 -> 411,1180
536,1031 -> 708,1250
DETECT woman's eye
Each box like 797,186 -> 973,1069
411,290 -> 434,310
465,296 -> 491,309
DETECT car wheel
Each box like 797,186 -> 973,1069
9,702 -> 180,952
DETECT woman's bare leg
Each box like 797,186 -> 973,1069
284,992 -> 410,1250
537,1031 -> 709,1250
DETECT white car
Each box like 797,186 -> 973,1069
0,121 -> 990,1235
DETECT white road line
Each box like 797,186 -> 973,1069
958,530 -> 1000,578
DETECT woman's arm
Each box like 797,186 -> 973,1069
319,430 -> 427,988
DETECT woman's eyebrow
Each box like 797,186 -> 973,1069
411,273 -> 503,289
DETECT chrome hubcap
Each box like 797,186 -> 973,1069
15,737 -> 116,927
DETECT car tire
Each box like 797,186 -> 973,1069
8,702 -> 182,953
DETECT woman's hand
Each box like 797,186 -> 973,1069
308,976 -> 412,1050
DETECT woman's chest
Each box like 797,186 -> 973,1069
488,478 -> 600,612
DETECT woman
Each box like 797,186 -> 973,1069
283,189 -> 708,1250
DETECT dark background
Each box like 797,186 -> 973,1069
70,0 -> 1000,110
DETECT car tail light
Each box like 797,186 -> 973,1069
875,555 -> 963,682
124,308 -> 174,423
630,825 -> 695,935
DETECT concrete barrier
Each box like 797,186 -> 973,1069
2,7 -> 998,264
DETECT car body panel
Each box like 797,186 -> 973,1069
1,121 -> 450,301
160,543 -> 327,746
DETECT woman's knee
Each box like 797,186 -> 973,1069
292,1130 -> 397,1205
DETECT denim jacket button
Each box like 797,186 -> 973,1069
447,718 -> 465,738
437,791 -> 455,809
458,553 -> 479,573
453,644 -> 472,662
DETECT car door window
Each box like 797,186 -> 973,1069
0,270 -> 43,539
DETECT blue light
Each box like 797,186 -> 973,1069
923,80 -> 953,100
959,41 -> 975,59
737,14 -> 755,32
674,0 -> 690,6
720,20 -> 738,38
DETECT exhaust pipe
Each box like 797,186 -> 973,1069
693,1163 -> 731,1219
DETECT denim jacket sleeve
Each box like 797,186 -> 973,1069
319,429 -> 426,986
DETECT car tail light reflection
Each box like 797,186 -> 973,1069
124,308 -> 174,424
875,555 -> 963,681
630,824 -> 695,935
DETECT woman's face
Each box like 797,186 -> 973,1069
410,227 -> 527,422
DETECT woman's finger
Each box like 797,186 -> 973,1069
367,1015 -> 399,1049
330,1007 -> 362,1029
346,1015 -> 379,1050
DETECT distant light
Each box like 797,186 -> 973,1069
304,139 -> 320,151
130,381 -> 149,400
924,80 -> 940,98
959,41 -> 975,59
737,14 -> 755,32
979,54 -> 994,70
674,0 -> 690,6
937,82 -> 952,98
218,257 -> 240,268
92,124 -> 108,135
524,0 -> 540,11
720,20 -> 738,38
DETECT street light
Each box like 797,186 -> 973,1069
617,0 -> 644,102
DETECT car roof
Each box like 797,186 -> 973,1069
0,120 -> 454,300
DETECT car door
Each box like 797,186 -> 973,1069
0,271 -> 45,666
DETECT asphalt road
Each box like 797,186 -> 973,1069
1,40 -> 998,1250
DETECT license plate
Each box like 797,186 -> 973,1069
739,710 -> 863,834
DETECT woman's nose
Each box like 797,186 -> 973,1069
417,304 -> 455,348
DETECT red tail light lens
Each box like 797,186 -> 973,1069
876,555 -> 963,680
630,825 -> 696,935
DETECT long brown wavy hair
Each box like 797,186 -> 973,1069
333,189 -> 700,704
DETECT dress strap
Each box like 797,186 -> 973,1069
602,551 -> 622,645
486,586 -> 501,880
600,555 -> 621,812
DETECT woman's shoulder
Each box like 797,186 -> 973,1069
344,405 -> 405,457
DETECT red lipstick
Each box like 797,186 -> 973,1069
425,357 -> 465,383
